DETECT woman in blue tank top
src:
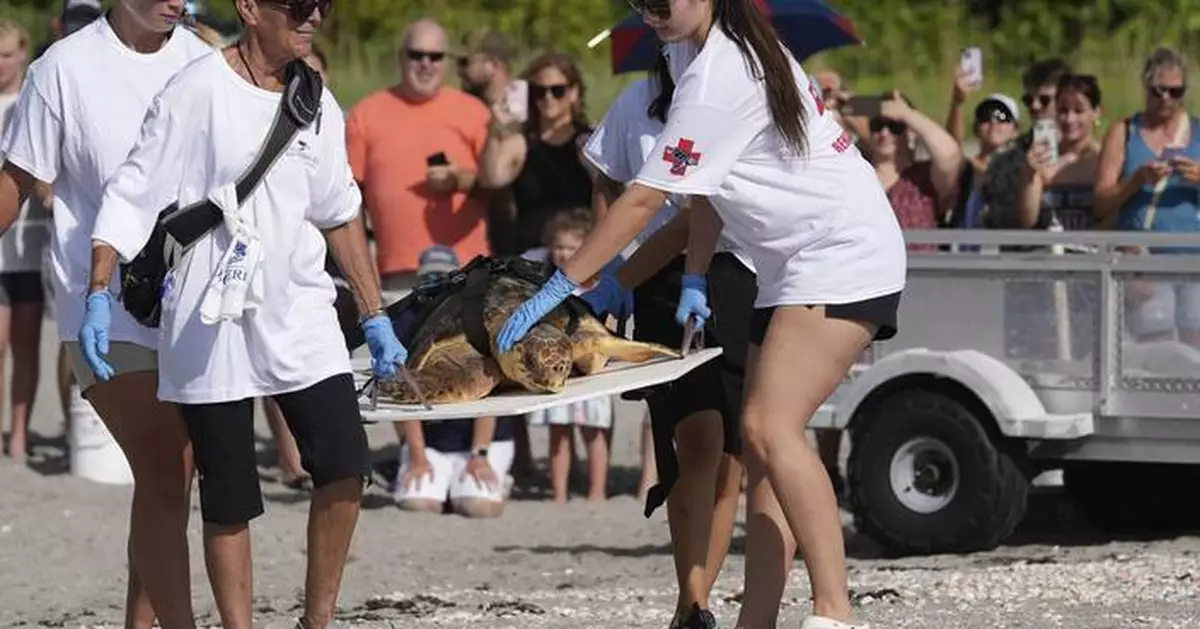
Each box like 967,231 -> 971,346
1095,47 -> 1200,346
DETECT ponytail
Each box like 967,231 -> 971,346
715,0 -> 807,154
648,44 -> 675,123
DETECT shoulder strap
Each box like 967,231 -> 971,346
162,59 -> 324,248
461,265 -> 494,357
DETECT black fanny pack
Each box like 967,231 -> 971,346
118,59 -> 324,328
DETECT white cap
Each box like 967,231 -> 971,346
977,93 -> 1020,123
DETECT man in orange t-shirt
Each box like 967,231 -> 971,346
347,17 -> 492,302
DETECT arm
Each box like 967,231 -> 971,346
470,416 -> 496,453
403,420 -> 427,460
684,198 -> 722,276
902,108 -> 964,200
324,216 -> 383,317
0,72 -> 63,235
477,119 -> 528,190
944,70 -> 974,144
1093,120 -> 1143,222
616,207 -> 690,289
591,170 -> 621,223
0,162 -> 36,236
1016,158 -> 1045,229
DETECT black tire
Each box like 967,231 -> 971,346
1063,461 -> 1200,533
848,388 -> 1023,555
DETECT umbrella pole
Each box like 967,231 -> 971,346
587,28 -> 612,49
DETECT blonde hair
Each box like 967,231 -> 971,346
542,207 -> 594,247
0,20 -> 29,50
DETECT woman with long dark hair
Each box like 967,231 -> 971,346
583,46 -> 753,629
496,1 -> 904,627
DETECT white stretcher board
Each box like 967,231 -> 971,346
354,348 -> 723,422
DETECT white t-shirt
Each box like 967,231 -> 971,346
636,27 -> 906,307
0,19 -> 212,343
92,53 -> 361,404
583,77 -> 753,271
0,90 -> 50,273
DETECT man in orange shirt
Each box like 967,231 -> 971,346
347,17 -> 492,302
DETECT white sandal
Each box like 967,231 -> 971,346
800,616 -> 870,629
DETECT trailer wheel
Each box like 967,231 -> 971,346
849,388 -> 1025,555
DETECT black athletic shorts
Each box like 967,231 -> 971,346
749,292 -> 903,347
634,252 -> 756,517
181,373 -> 369,525
0,271 -> 45,306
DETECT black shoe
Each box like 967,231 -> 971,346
676,604 -> 718,629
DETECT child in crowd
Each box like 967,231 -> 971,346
523,209 -> 614,502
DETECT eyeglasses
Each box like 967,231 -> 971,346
869,117 -> 907,135
260,0 -> 332,23
626,0 -> 671,19
1148,84 -> 1187,100
531,83 -> 570,100
1021,93 -> 1053,110
975,104 -> 1014,125
404,48 -> 446,63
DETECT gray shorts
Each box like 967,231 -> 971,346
63,341 -> 158,392
1126,281 -> 1200,338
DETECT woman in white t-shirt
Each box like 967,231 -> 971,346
496,2 -> 906,627
580,51 -> 756,629
0,3 -> 212,627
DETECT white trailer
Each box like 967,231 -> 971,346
821,229 -> 1200,555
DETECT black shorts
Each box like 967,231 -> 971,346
634,252 -> 756,517
0,271 -> 45,306
749,292 -> 903,347
181,373 -> 369,525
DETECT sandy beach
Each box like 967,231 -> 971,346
2,320 -> 1199,629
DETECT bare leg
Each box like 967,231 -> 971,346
580,426 -> 610,501
302,477 -> 363,628
734,457 -> 797,629
638,412 -> 656,502
548,425 -> 571,503
7,300 -> 42,461
667,411 -> 724,617
706,453 -> 743,593
0,305 -> 11,456
125,537 -> 157,629
265,398 -> 308,485
58,345 -> 73,434
86,370 -> 196,629
740,306 -> 871,622
203,524 -> 253,629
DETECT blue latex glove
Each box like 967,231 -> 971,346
361,314 -> 408,381
78,291 -> 116,382
496,270 -> 579,353
675,273 -> 712,328
581,273 -> 634,319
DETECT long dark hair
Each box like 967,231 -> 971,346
715,0 -> 807,154
648,44 -> 675,123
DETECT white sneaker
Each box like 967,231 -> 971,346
800,616 -> 870,629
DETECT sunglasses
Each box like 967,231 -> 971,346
260,0 -> 332,23
531,83 -> 570,100
626,0 -> 671,19
405,48 -> 446,63
1021,93 -> 1054,110
975,104 -> 1014,125
1148,84 -> 1187,100
869,117 -> 907,135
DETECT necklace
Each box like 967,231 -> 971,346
237,41 -> 261,88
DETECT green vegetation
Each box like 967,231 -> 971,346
4,0 -> 1198,128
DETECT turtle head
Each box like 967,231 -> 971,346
494,326 -> 573,393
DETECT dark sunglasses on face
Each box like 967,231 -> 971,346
260,0 -> 332,23
626,0 -> 671,19
1021,93 -> 1053,110
531,83 -> 570,100
405,48 -> 446,63
1148,84 -> 1187,100
869,117 -> 906,135
975,105 -> 1014,125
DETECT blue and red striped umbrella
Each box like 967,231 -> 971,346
609,0 -> 863,74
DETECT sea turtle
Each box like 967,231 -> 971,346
379,271 -> 679,404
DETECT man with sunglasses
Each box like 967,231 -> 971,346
979,57 -> 1072,228
82,1 -> 398,628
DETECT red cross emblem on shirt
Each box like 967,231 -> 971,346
663,138 -> 702,176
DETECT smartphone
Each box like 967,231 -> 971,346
426,152 -> 449,167
960,47 -> 983,87
1033,119 -> 1060,163
1162,146 -> 1187,163
842,96 -> 883,119
505,79 -> 529,124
